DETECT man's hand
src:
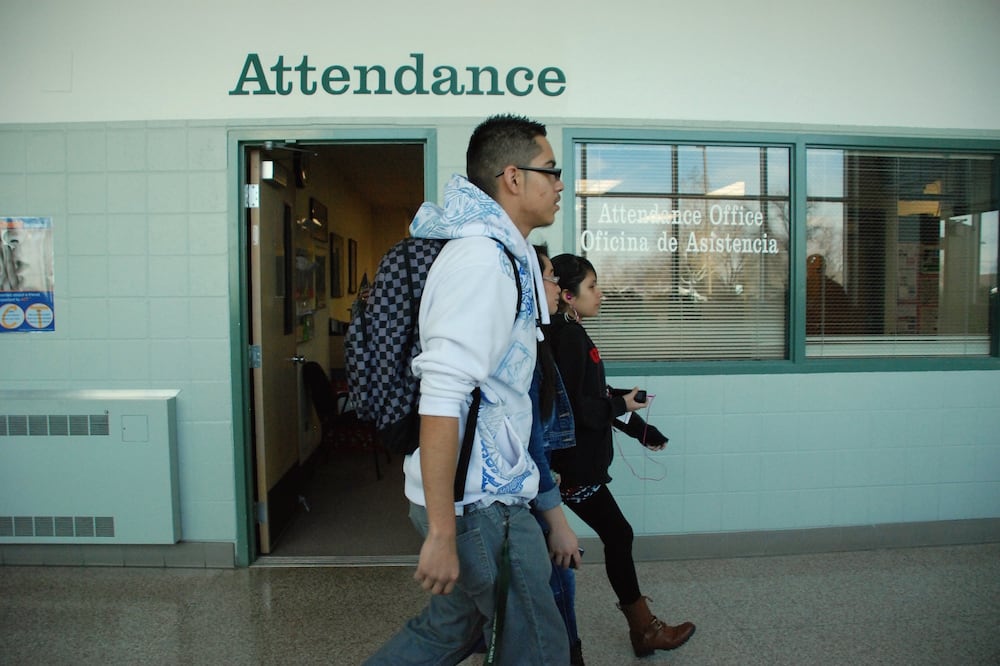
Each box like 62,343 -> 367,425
414,531 -> 459,594
416,414 -> 462,594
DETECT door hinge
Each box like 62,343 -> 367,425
254,501 -> 267,524
249,344 -> 262,369
244,184 -> 260,209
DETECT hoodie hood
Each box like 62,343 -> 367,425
410,174 -> 521,248
410,174 -> 550,326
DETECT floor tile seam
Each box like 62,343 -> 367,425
945,608 -> 1000,620
724,610 -> 1000,636
684,569 -> 990,598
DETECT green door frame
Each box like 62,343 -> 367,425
227,127 -> 437,566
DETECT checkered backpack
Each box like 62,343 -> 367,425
345,237 -> 521,460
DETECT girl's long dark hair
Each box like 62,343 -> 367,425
551,253 -> 596,316
534,244 -> 557,417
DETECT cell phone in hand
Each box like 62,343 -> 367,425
610,388 -> 646,402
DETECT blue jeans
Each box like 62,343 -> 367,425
549,561 -> 578,644
365,502 -> 570,666
533,511 -> 579,645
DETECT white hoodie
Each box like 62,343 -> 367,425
403,174 -> 546,511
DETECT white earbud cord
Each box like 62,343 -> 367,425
613,394 -> 667,482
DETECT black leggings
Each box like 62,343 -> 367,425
563,484 -> 641,606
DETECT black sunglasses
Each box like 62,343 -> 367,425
494,165 -> 562,179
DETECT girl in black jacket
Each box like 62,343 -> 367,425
547,253 -> 695,659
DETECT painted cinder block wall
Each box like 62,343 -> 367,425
1,1 -> 998,559
3,120 -> 998,549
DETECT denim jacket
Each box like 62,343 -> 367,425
528,359 -> 575,513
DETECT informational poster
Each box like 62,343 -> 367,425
1,217 -> 55,332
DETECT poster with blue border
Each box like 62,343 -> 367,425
1,217 -> 55,333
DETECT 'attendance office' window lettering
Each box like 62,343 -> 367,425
574,143 -> 790,361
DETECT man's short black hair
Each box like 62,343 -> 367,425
467,114 -> 547,199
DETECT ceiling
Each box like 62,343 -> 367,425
314,143 -> 424,212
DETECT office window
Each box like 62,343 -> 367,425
806,149 -> 999,357
574,142 -> 790,361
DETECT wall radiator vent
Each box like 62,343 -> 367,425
0,389 -> 181,545
1,413 -> 111,437
0,515 -> 115,539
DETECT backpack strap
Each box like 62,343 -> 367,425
453,386 -> 481,502
402,238 -> 420,354
499,245 -> 522,318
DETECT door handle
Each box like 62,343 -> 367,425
290,355 -> 307,364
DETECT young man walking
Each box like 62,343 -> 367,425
365,114 -> 570,665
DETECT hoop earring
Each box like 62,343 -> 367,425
563,305 -> 580,323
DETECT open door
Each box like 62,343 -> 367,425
243,139 -> 427,562
246,148 -> 301,553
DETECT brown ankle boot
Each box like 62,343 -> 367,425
617,596 -> 696,657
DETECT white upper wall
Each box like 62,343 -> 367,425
2,0 -> 999,130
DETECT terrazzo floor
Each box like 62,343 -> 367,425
2,542 -> 998,665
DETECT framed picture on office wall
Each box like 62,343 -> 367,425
314,249 -> 327,311
329,233 -> 344,298
348,238 -> 358,294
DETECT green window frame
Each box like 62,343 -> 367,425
562,128 -> 1000,375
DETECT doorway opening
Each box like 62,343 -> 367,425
245,140 -> 426,564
